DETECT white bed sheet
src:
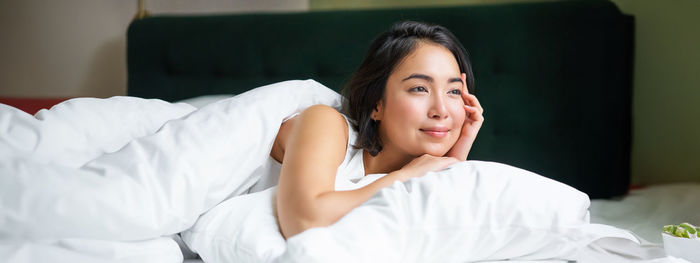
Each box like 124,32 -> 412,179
590,183 -> 700,245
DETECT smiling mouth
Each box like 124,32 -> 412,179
420,128 -> 450,138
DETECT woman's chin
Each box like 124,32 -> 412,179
415,146 -> 451,157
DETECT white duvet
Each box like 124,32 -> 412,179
0,80 -> 680,262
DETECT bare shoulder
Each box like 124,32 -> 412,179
299,105 -> 347,125
292,104 -> 349,150
300,104 -> 343,117
271,104 -> 348,163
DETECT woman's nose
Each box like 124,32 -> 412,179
428,95 -> 449,119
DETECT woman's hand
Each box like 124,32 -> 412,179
396,154 -> 459,181
446,73 -> 484,161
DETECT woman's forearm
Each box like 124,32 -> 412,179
281,154 -> 460,238
285,171 -> 407,237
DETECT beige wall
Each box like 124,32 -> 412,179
0,0 -> 308,98
308,0 -> 700,185
610,0 -> 700,185
0,1 -> 132,98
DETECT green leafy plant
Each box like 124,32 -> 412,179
664,223 -> 699,239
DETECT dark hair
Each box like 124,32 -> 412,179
342,20 -> 475,156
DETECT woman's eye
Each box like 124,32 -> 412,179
448,89 -> 462,95
409,86 -> 427,93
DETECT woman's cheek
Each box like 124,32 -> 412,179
450,101 -> 466,126
395,98 -> 425,122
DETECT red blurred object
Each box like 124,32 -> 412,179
0,97 -> 72,115
628,184 -> 646,191
625,184 -> 646,196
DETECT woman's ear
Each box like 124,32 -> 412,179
372,101 -> 384,121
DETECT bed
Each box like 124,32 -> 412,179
1,0 -> 698,262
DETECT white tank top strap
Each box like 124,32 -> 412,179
334,114 -> 367,191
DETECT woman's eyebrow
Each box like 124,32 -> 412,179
402,73 -> 433,82
448,77 -> 462,83
402,74 -> 462,84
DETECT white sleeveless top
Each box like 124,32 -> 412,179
246,113 -> 383,194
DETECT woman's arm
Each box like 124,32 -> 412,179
275,104 -> 348,238
276,105 -> 458,239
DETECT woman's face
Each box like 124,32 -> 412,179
374,41 -> 466,157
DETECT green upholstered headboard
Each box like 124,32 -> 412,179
127,0 -> 634,198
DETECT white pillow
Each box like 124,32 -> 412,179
181,187 -> 284,263
182,161 -> 635,262
176,94 -> 234,109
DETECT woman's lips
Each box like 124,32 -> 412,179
420,127 -> 449,138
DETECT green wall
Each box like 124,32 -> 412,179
310,0 -> 700,185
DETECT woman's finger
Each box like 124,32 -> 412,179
461,73 -> 467,92
461,75 -> 471,107
464,104 -> 479,112
464,94 -> 484,114
465,104 -> 484,119
440,156 -> 460,168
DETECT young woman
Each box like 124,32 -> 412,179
272,21 -> 485,239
